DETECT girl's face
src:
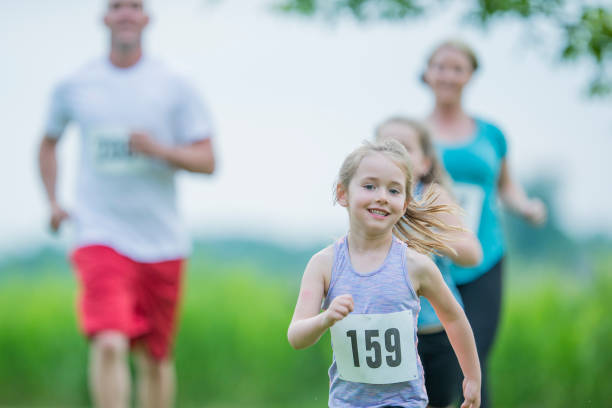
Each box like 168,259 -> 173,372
337,152 -> 408,235
424,46 -> 474,105
378,123 -> 431,182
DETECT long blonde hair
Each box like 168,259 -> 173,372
335,140 -> 458,255
375,116 -> 452,190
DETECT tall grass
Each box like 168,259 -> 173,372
490,256 -> 612,407
0,256 -> 610,407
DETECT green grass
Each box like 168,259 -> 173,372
1,256 -> 611,407
490,256 -> 612,407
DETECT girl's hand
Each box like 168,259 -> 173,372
323,294 -> 354,328
461,377 -> 481,408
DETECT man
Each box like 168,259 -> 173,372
38,1 -> 215,407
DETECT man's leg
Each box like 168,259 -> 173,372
90,331 -> 131,408
135,348 -> 175,408
134,258 -> 184,408
71,246 -> 142,408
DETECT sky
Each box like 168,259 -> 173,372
1,0 -> 610,253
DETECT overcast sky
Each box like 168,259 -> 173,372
1,0 -> 610,252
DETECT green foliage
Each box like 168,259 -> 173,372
175,268 -> 331,406
275,0 -> 427,21
562,6 -> 612,96
0,266 -> 330,407
490,255 -> 612,407
1,255 -> 611,406
275,0 -> 612,97
474,0 -> 564,20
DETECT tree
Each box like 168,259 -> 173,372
274,0 -> 612,96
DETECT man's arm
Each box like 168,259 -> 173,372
129,132 -> 215,174
38,135 -> 69,231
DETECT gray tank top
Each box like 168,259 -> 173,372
322,236 -> 428,408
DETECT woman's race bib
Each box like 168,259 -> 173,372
452,182 -> 485,234
330,310 -> 418,384
88,127 -> 149,174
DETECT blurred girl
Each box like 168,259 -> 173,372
377,117 -> 482,408
288,140 -> 481,408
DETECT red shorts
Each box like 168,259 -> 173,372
71,245 -> 184,360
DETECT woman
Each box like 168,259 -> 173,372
422,40 -> 546,408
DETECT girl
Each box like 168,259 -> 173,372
287,140 -> 481,408
376,117 -> 483,408
421,40 -> 547,408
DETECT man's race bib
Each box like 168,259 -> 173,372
88,127 -> 149,174
452,182 -> 485,234
330,310 -> 418,384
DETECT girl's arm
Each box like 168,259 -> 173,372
287,247 -> 354,350
430,183 -> 483,267
497,159 -> 546,225
413,255 -> 481,408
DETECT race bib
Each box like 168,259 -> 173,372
330,310 -> 418,384
452,182 -> 485,234
88,127 -> 149,174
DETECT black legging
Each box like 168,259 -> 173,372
456,258 -> 503,408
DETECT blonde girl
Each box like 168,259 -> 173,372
288,140 -> 481,408
377,117 -> 483,408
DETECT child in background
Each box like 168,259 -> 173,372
376,117 -> 482,408
287,140 -> 481,408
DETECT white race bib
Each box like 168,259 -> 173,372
330,310 -> 418,384
452,182 -> 485,234
88,127 -> 149,174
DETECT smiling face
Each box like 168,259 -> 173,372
423,45 -> 475,106
104,0 -> 149,49
337,152 -> 409,236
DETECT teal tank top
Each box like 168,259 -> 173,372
435,118 -> 507,284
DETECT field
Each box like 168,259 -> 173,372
0,246 -> 610,407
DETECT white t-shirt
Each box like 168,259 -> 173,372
45,57 -> 213,262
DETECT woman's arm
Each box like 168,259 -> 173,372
414,255 -> 481,407
430,184 -> 483,267
497,159 -> 546,225
287,247 -> 354,350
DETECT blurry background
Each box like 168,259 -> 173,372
1,0 -> 610,407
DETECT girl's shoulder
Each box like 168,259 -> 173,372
404,246 -> 436,270
403,245 -> 438,293
305,244 -> 335,281
310,244 -> 335,265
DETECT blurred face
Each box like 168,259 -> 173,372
424,46 -> 474,105
104,0 -> 149,48
378,123 -> 431,181
337,153 -> 408,235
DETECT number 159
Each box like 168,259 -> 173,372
346,328 -> 402,369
